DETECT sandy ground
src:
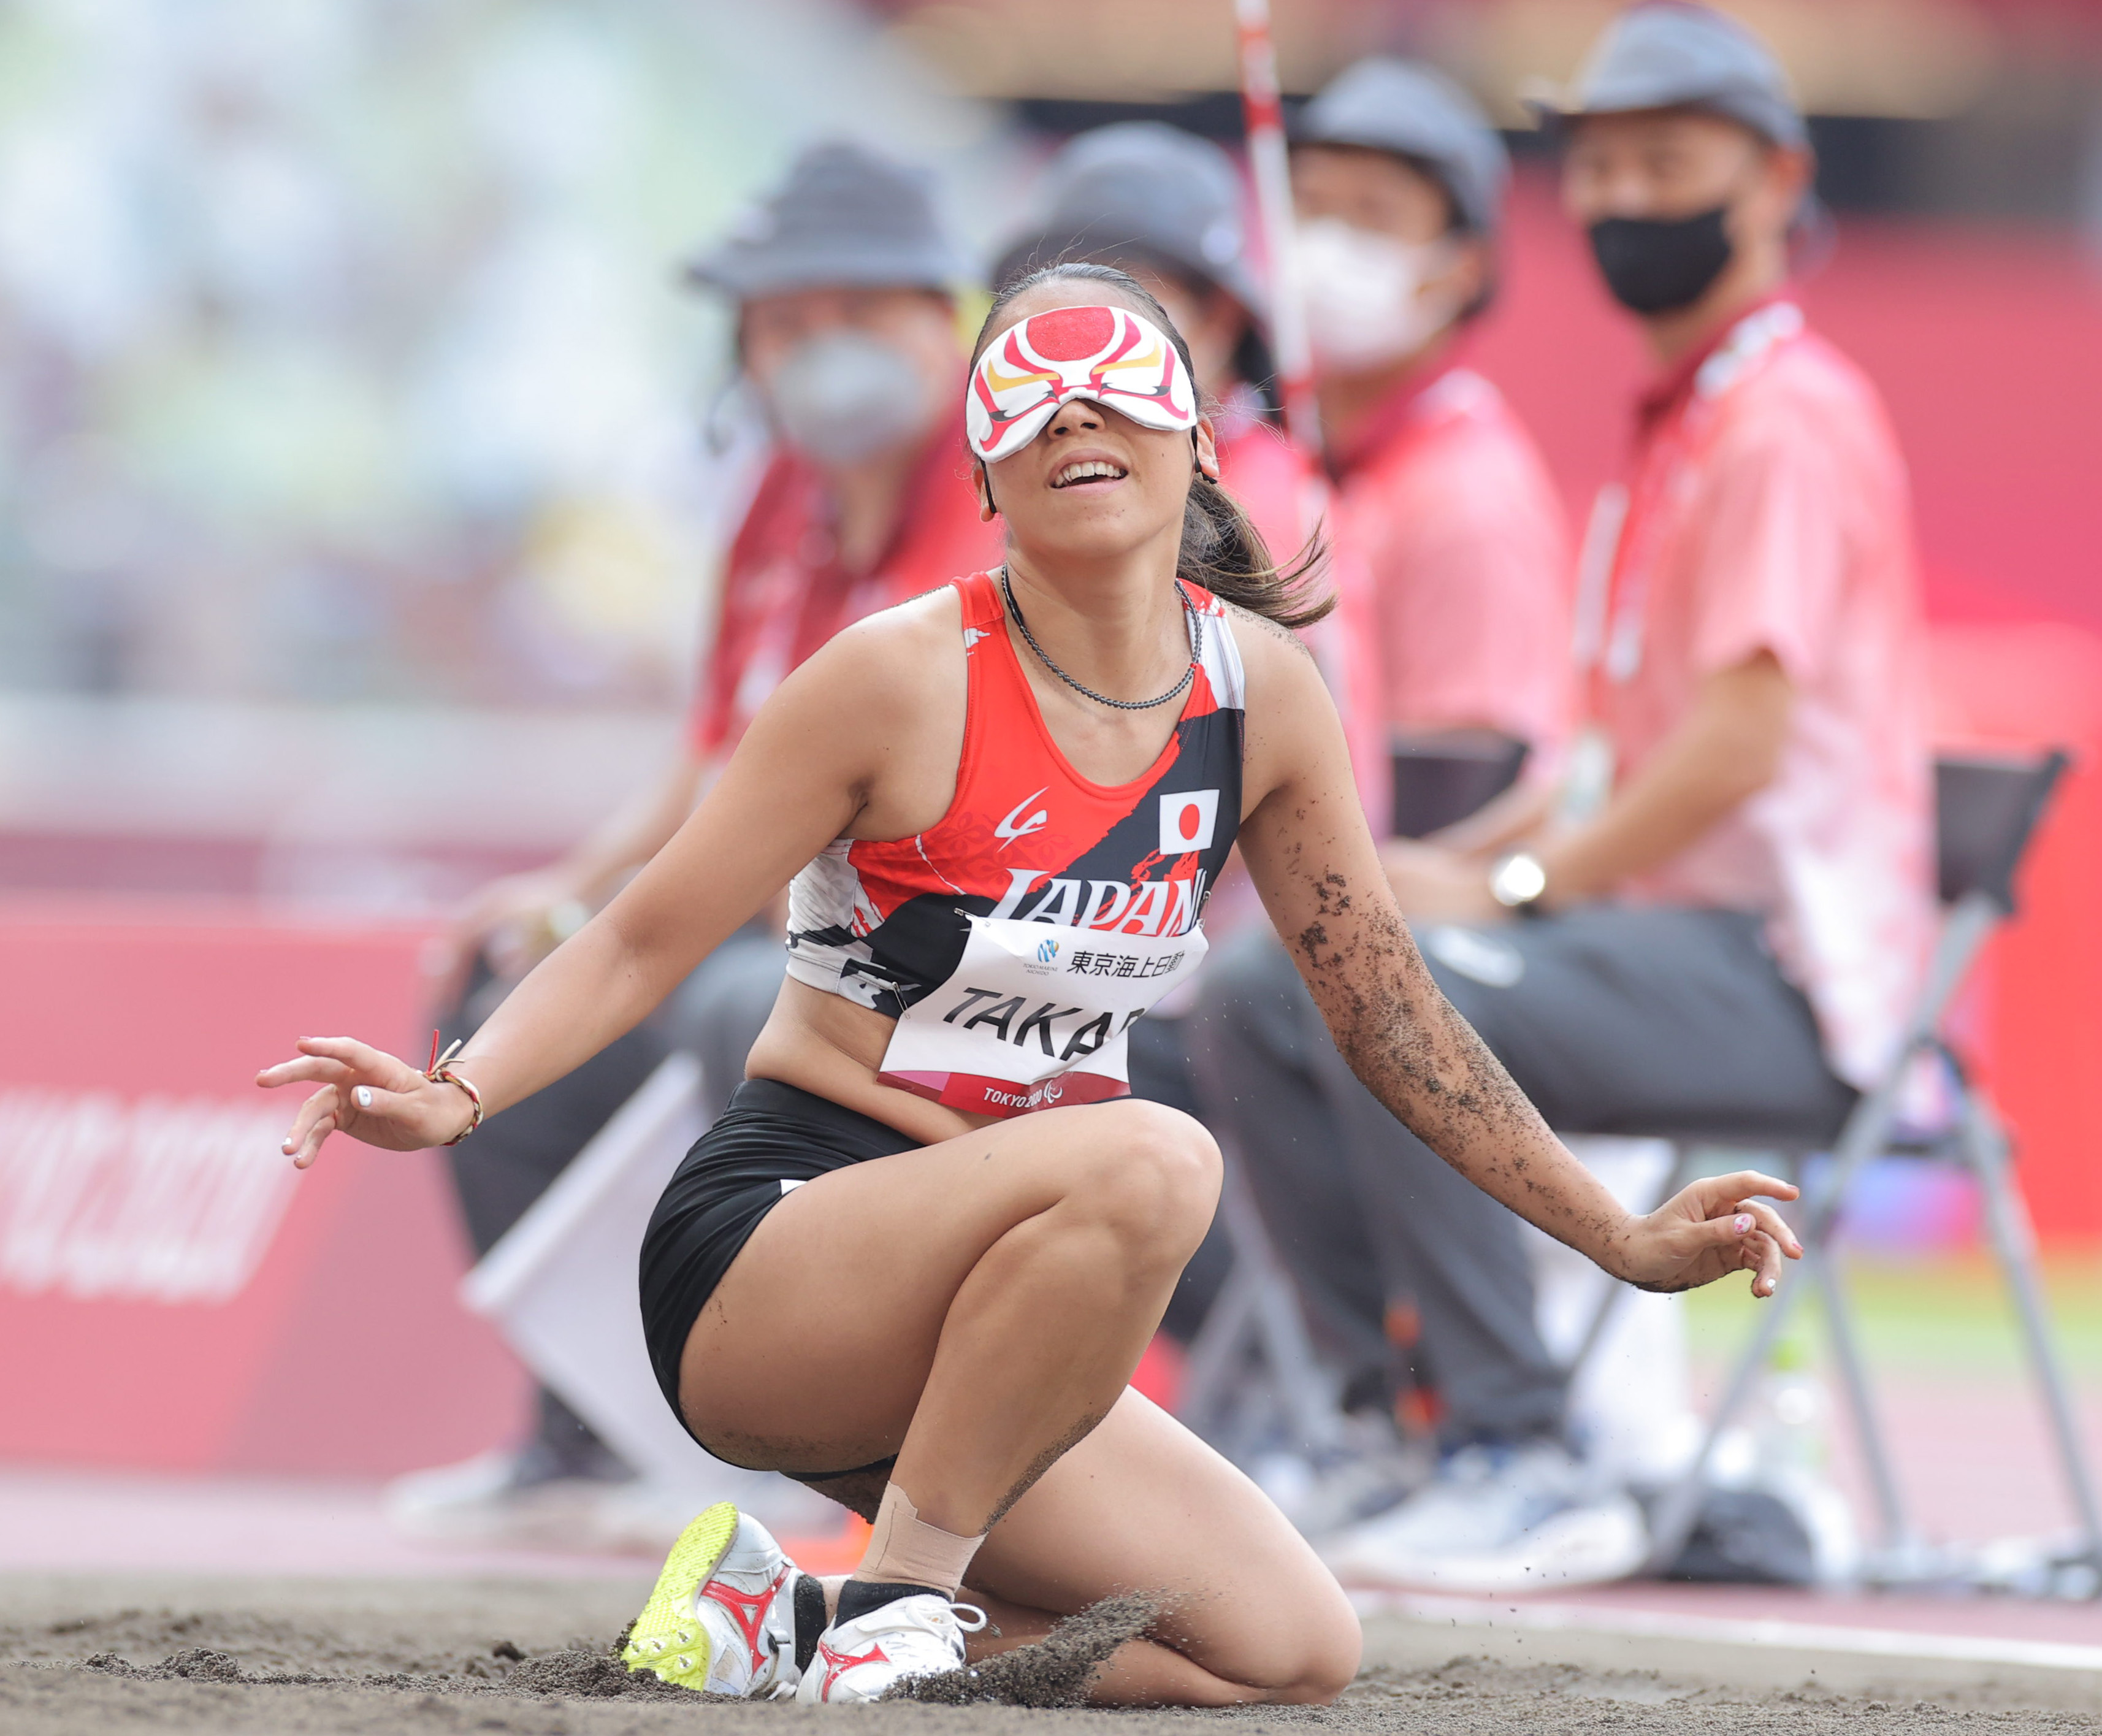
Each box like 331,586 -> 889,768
7,1573 -> 2102,1736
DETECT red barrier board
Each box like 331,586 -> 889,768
0,898 -> 526,1474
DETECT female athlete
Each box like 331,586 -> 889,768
259,262 -> 1800,1708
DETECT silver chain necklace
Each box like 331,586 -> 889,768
999,566 -> 1201,713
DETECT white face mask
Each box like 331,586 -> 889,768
1296,217 -> 1461,375
763,329 -> 938,467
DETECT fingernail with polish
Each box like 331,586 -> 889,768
1733,1213 -> 1753,1234
354,1087 -> 373,1109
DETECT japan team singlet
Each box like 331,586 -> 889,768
784,569 -> 1245,1118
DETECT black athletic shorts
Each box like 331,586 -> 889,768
638,1077 -> 920,1440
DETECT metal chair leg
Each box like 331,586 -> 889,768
1220,1160 -> 1347,1453
1962,1090 -> 2102,1574
1808,1245 -> 1915,1558
1639,1261 -> 1808,1572
1178,1254 -> 1265,1444
1177,1156 -> 1344,1458
1641,1258 -> 1808,1572
1645,1082 -> 1911,1573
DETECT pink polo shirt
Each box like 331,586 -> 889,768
1582,300 -> 1933,1088
1332,360 -> 1574,759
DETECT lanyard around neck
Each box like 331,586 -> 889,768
1572,302 -> 1806,687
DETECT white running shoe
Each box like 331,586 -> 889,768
1321,1440 -> 1648,1594
622,1502 -> 810,1697
795,1591 -> 988,1703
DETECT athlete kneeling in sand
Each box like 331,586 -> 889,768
259,262 -> 1800,1707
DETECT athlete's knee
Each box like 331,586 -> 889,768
1071,1099 -> 1221,1256
1263,1586 -> 1362,1704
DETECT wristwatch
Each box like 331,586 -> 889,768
1488,851 -> 1549,916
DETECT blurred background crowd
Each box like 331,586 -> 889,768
5,0 -> 2102,1615
1,0 -> 2096,903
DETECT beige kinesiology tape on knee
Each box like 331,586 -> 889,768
858,1482 -> 985,1593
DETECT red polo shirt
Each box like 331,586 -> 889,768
689,414 -> 1005,755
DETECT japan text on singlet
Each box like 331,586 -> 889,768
784,569 -> 1244,1118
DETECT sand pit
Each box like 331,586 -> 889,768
5,1572 -> 2101,1735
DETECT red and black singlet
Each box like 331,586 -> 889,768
784,569 -> 1245,1118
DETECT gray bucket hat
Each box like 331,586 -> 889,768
999,122 -> 1266,315
686,140 -> 963,300
1527,2 -> 1810,153
1293,58 -> 1509,238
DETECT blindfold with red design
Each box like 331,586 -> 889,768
966,304 -> 1199,463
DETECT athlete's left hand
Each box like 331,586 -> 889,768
1610,1170 -> 1803,1298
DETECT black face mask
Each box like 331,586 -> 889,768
1588,206 -> 1733,315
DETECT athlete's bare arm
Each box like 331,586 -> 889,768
258,588 -> 974,1165
1228,605 -> 1802,1297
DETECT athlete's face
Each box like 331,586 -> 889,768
974,285 -> 1219,572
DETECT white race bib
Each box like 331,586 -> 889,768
878,916 -> 1207,1118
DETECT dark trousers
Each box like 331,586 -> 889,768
1186,906 -> 1855,1449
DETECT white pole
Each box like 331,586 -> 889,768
1233,0 -> 1321,459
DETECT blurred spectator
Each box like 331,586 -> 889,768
0,4 -> 1007,716
1187,60 -> 1575,1533
389,141 -> 1001,1543
1304,5 -> 1931,1591
1293,59 -> 1570,757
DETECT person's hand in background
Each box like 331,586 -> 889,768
449,865 -> 596,982
1380,836 -> 1502,923
426,751 -> 716,1000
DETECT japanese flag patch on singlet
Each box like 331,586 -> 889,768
783,571 -> 1245,1119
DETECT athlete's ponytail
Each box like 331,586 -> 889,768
973,262 -> 1333,632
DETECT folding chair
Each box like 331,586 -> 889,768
1177,733 -> 1530,1467
1389,728 -> 1530,839
1631,748 -> 2102,1585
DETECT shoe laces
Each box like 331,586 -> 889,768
852,1595 -> 987,1646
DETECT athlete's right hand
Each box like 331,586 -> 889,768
256,1037 -> 478,1169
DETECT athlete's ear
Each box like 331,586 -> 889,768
974,461 -> 999,521
1191,419 -> 1221,485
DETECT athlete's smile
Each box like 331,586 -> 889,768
1048,449 -> 1129,490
